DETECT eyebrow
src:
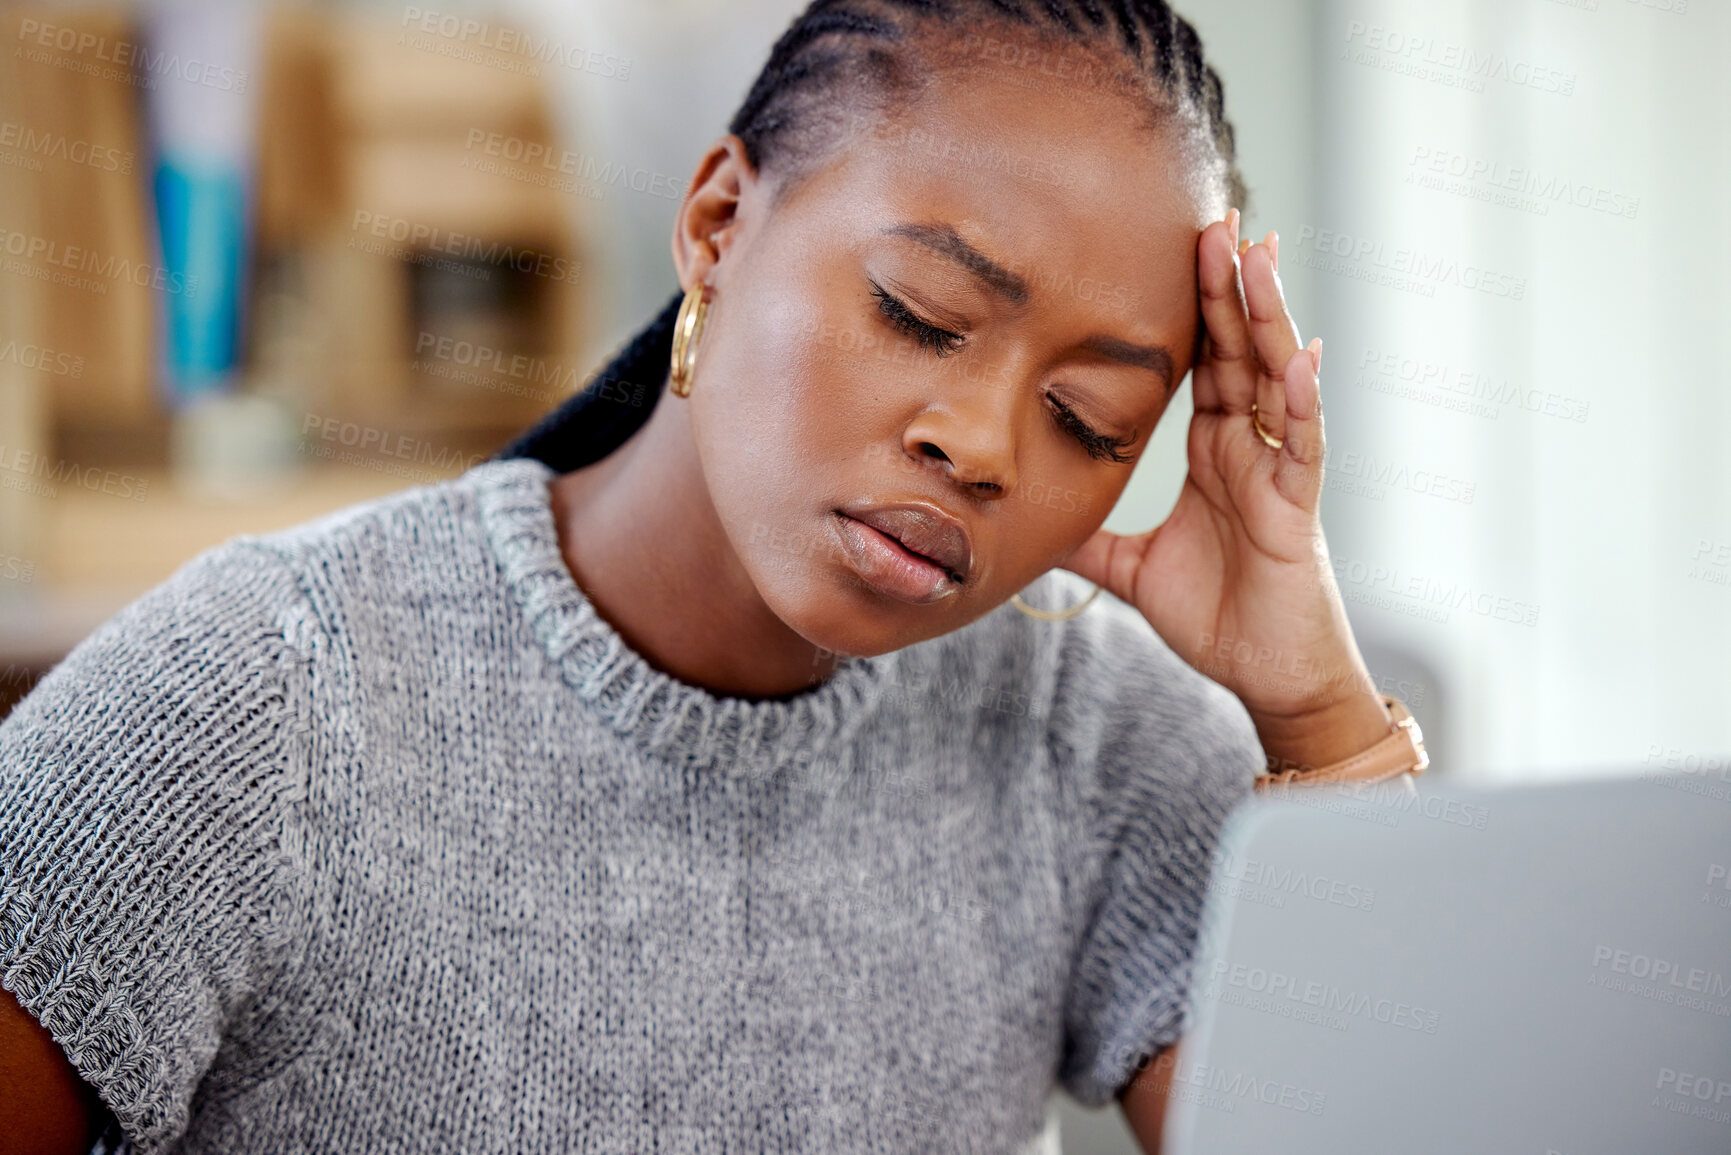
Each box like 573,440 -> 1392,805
885,220 -> 1176,394
1081,335 -> 1174,393
884,222 -> 1030,305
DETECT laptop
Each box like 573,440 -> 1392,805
1160,772 -> 1731,1154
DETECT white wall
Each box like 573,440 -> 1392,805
1308,0 -> 1731,781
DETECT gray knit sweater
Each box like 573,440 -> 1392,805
0,456 -> 1262,1154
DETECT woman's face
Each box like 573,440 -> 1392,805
679,63 -> 1220,661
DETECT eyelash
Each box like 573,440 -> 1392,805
868,282 -> 1138,465
871,282 -> 964,356
1050,398 -> 1137,465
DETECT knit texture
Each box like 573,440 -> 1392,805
0,458 -> 1263,1153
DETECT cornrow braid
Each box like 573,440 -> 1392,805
727,0 -> 1247,212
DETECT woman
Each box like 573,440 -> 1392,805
0,1 -> 1423,1152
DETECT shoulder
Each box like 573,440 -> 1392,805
0,463 -> 511,771
238,460 -> 517,582
181,459 -> 539,659
0,535 -> 325,791
0,538 -> 334,1152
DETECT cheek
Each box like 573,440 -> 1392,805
1006,476 -> 1101,529
684,284 -> 889,564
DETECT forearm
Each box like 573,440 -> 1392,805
1249,688 -> 1395,776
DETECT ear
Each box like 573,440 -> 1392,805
671,134 -> 761,293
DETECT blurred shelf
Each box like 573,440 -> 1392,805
0,461 -> 444,668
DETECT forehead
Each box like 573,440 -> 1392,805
777,58 -> 1217,326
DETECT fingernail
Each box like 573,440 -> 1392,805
1268,230 -> 1280,271
1228,208 -> 1240,250
1237,238 -> 1251,258
1309,337 -> 1323,376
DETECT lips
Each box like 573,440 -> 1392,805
837,503 -> 973,584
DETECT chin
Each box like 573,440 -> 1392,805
762,577 -> 906,660
750,561 -> 930,661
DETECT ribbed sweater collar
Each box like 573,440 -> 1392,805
472,457 -> 895,776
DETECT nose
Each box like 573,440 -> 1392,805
898,376 -> 1020,499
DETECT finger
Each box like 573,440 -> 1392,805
1195,208 -> 1257,415
1240,239 -> 1303,443
1274,339 -> 1325,512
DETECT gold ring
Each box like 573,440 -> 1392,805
1249,403 -> 1283,451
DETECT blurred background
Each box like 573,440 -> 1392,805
0,0 -> 1726,1148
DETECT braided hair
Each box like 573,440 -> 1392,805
728,0 -> 1247,211
495,0 -> 1244,468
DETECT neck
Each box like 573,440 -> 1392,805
546,381 -> 847,701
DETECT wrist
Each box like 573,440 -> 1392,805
1251,690 -> 1394,776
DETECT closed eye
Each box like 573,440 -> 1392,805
1049,395 -> 1137,464
869,282 -> 965,357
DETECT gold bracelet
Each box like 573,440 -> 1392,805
1253,695 -> 1430,795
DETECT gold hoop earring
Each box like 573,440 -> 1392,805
669,283 -> 713,397
1011,583 -> 1102,622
